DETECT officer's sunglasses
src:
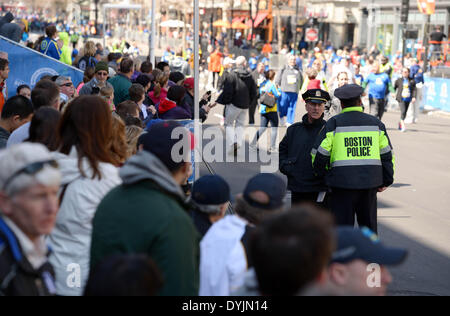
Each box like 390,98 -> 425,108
96,71 -> 108,77
3,160 -> 59,190
60,82 -> 73,87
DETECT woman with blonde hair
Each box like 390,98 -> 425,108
125,125 -> 143,158
76,41 -> 98,71
131,57 -> 143,81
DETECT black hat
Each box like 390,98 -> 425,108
169,71 -> 185,84
302,89 -> 331,104
334,84 -> 364,101
243,173 -> 286,210
139,121 -> 192,172
331,227 -> 408,265
192,175 -> 231,207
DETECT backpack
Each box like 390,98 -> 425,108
77,56 -> 97,72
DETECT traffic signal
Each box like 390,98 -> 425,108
401,0 -> 409,23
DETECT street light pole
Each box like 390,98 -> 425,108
194,0 -> 201,181
150,0 -> 156,65
294,0 -> 299,51
211,0 -> 215,44
422,14 -> 431,72
402,22 -> 407,66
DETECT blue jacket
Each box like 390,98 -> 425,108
410,65 -> 424,84
0,217 -> 56,296
259,80 -> 281,114
40,37 -> 62,60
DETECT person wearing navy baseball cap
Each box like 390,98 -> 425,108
190,175 -> 231,237
320,227 -> 408,296
199,173 -> 287,296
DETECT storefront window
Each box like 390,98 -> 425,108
377,24 -> 394,56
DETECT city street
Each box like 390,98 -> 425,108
200,104 -> 450,296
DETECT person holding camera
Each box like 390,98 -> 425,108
79,62 -> 113,96
182,78 -> 216,123
249,70 -> 281,153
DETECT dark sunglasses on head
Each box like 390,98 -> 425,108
3,160 -> 59,190
60,82 -> 73,87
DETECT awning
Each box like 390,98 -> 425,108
213,19 -> 230,28
246,12 -> 268,28
232,21 -> 249,30
232,17 -> 245,24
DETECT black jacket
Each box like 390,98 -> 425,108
0,218 -> 56,296
217,69 -> 231,92
251,69 -> 265,106
182,92 -> 208,123
279,114 -> 327,193
394,78 -> 417,103
216,67 -> 257,109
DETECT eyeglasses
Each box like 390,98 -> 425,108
60,82 -> 73,87
3,160 -> 59,190
96,72 -> 108,76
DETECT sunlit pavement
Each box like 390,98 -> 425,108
200,101 -> 450,296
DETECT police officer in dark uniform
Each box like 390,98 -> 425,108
312,84 -> 395,233
279,89 -> 331,207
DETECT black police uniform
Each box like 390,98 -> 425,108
279,89 -> 330,207
312,85 -> 395,233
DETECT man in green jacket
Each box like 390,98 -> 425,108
108,57 -> 134,105
90,121 -> 199,296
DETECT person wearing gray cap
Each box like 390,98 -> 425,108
199,173 -> 287,296
312,84 -> 395,233
0,143 -> 61,296
318,227 -> 408,296
189,175 -> 231,237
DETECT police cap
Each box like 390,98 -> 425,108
302,89 -> 331,104
334,84 -> 364,101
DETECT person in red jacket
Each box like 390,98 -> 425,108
158,85 -> 191,120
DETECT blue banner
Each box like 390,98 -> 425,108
424,76 -> 450,112
0,35 -> 83,98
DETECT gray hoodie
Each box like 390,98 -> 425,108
0,12 -> 22,43
169,57 -> 191,77
276,65 -> 303,94
119,150 -> 187,202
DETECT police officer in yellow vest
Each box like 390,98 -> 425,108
312,84 -> 395,233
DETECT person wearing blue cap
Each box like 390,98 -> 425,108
312,84 -> 395,233
199,173 -> 286,296
279,89 -> 330,207
189,175 -> 231,237
319,227 -> 408,296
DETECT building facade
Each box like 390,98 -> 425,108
359,0 -> 450,56
306,0 -> 361,48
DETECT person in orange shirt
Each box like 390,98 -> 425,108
0,58 -> 10,114
208,47 -> 223,89
262,42 -> 272,54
